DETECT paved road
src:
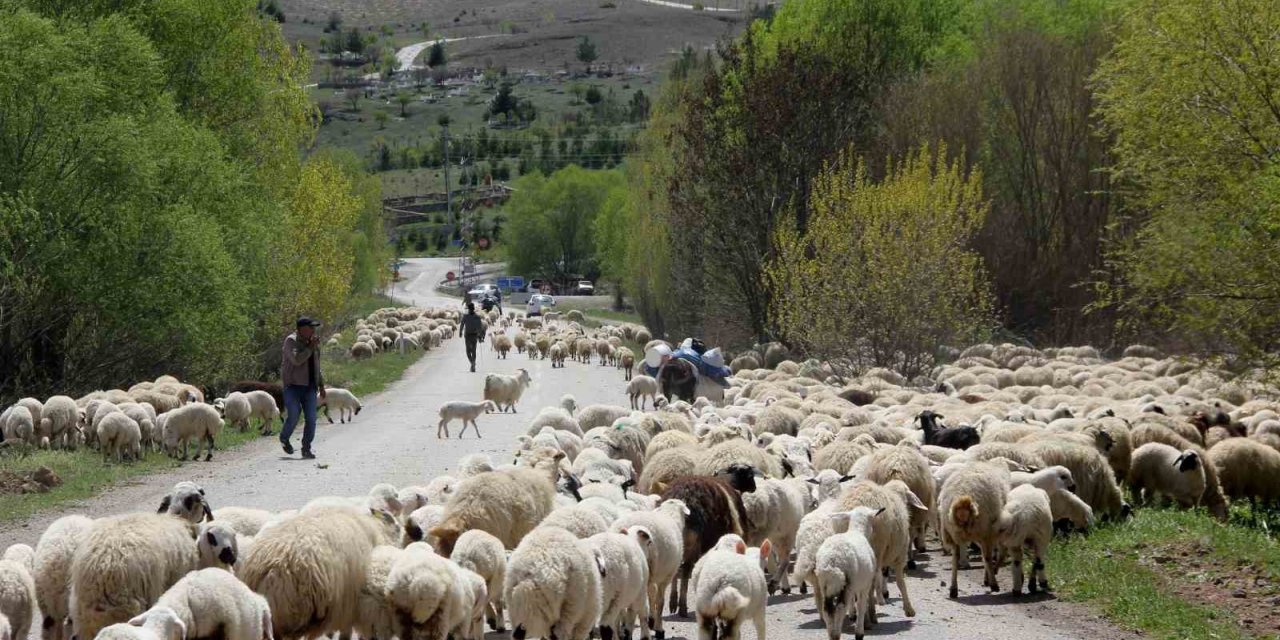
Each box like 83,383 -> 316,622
0,258 -> 1132,640
394,35 -> 513,72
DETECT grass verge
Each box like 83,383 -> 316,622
1050,508 -> 1280,640
0,428 -> 260,522
583,308 -> 642,325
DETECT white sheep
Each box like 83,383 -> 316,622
33,514 -> 94,640
0,554 -> 36,640
95,607 -> 185,640
585,529 -> 652,640
457,453 -> 495,478
0,406 -> 34,446
210,506 -> 273,537
450,529 -> 508,633
1,545 -> 33,574
437,400 -> 498,438
386,543 -> 472,640
526,406 -> 584,437
742,478 -> 807,594
402,505 -> 446,548
243,390 -> 280,435
196,522 -> 241,571
428,458 -> 563,555
504,525 -> 603,640
1128,442 -> 1207,508
96,411 -> 142,461
319,388 -> 362,424
815,507 -> 880,640
689,534 -> 770,640
39,395 -> 79,449
158,481 -> 213,523
130,568 -> 272,640
540,505 -> 610,539
938,461 -> 1010,598
216,392 -> 253,432
355,545 -> 402,640
483,369 -> 532,413
561,394 -> 579,415
68,513 -> 199,640
996,485 -> 1053,595
238,506 -> 395,640
615,500 -> 689,640
160,402 -> 222,461
627,375 -> 661,410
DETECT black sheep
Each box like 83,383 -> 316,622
658,462 -> 761,617
918,410 -> 980,450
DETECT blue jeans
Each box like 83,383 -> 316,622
281,384 -> 318,452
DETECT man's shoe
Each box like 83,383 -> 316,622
281,441 -> 294,455
470,364 -> 476,372
301,450 -> 316,460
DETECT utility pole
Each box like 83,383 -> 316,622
442,124 -> 462,290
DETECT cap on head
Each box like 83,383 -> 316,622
296,317 -> 322,329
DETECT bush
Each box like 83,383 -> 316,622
766,143 -> 996,379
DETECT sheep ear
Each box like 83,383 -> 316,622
733,540 -> 746,555
780,458 -> 794,478
875,507 -> 886,516
205,531 -> 217,546
553,451 -> 566,461
157,496 -> 171,513
759,539 -> 772,559
805,477 -> 820,485
127,614 -> 148,627
202,501 -> 214,521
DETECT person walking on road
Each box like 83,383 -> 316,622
280,317 -> 325,459
460,302 -> 486,372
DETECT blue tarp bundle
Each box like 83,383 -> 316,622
643,348 -> 731,387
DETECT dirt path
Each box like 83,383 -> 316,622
395,35 -> 513,71
0,257 -> 1135,640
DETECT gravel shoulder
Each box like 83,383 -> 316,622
0,257 -> 1137,640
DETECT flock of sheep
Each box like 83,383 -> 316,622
6,302 -> 1280,640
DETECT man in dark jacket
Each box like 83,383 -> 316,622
459,302 -> 486,372
280,317 -> 325,459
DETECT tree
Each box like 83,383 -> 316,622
628,89 -> 650,122
326,11 -> 342,32
584,85 -> 603,105
766,144 -> 995,379
576,36 -> 598,71
437,113 -> 451,127
1092,0 -> 1280,365
345,87 -> 362,112
374,110 -> 389,129
506,167 -> 624,282
427,41 -> 446,69
396,92 -> 412,118
345,27 -> 365,55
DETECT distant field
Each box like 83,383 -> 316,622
281,0 -> 749,72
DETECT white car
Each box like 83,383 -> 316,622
526,294 -> 555,316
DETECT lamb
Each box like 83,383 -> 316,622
995,485 -> 1053,595
402,505 -> 446,547
319,388 -> 362,424
160,402 -> 222,461
128,568 -> 271,640
157,481 -> 214,523
919,410 -> 980,450
94,607 -> 186,640
96,411 -> 142,461
584,529 -> 652,640
938,461 -> 1010,598
385,543 -> 472,640
354,545 -> 402,640
33,514 -> 94,640
238,506 -> 394,640
450,529 -> 508,633
742,478 -> 807,594
215,392 -> 253,432
578,404 -> 633,431
549,342 -> 569,367
834,479 -> 922,619
192,520 -> 239,570
1021,440 -> 1129,521
1127,443 -> 1207,508
227,381 -> 284,413
494,334 -> 514,358
628,375 -> 661,410
210,506 -> 273,537
0,553 -> 36,640
457,453 -> 495,478
484,369 -> 532,413
437,400 -> 498,438
815,507 -> 881,640
1207,438 -> 1280,510
242,390 -> 280,435
689,534 -> 771,640
615,499 -> 690,640
428,459 -> 562,555
504,526 -> 603,640
659,464 -> 760,617
68,513 -> 199,640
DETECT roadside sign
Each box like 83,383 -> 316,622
446,271 -> 456,281
495,276 -> 526,290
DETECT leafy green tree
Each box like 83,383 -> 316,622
326,11 -> 342,32
1093,0 -> 1280,364
507,167 -> 624,282
767,144 -> 995,379
396,92 -> 412,117
345,27 -> 365,54
584,85 -> 603,105
427,41 -> 446,68
374,110 -> 389,130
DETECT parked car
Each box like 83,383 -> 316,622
526,294 -> 555,316
526,278 -> 549,294
574,280 -> 595,295
467,283 -> 500,302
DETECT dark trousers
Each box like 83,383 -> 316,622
465,333 -> 479,366
281,384 -> 317,452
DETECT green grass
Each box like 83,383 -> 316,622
0,428 -> 260,522
1049,508 -> 1280,640
583,308 -> 641,325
